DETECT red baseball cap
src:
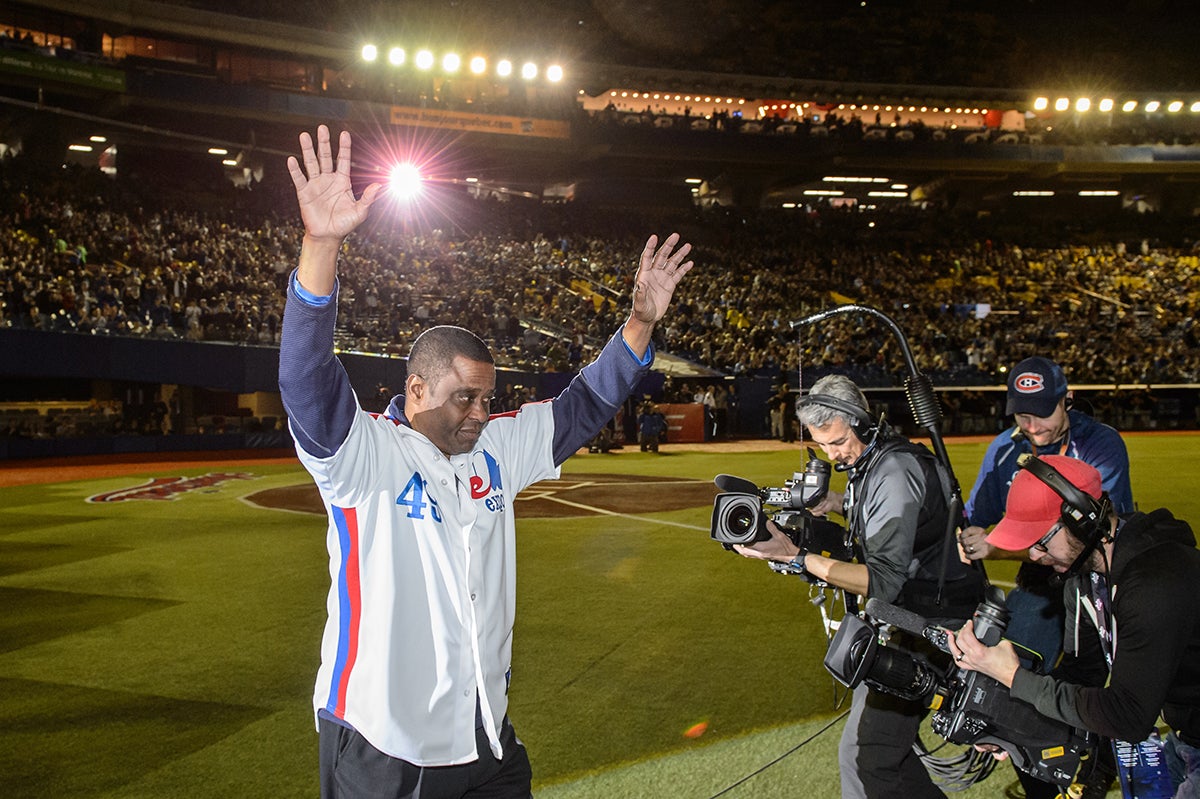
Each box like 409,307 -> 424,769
986,455 -> 1103,550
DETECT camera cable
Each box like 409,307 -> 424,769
706,709 -> 850,799
914,735 -> 999,791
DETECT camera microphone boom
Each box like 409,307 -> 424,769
714,474 -> 761,495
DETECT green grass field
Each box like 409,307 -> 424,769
1,435 -> 1197,798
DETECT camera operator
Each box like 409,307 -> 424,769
959,357 -> 1133,668
949,456 -> 1200,798
735,375 -> 984,799
958,357 -> 1133,798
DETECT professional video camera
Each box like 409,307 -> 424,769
824,594 -> 1093,789
710,448 -> 852,563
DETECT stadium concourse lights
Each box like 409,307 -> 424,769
360,42 -> 562,82
1034,95 -> 1200,114
822,176 -> 891,183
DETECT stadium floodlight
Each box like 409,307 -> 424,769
469,56 -> 487,75
1145,100 -> 1160,112
221,159 -> 237,167
1168,100 -> 1183,113
497,59 -> 513,77
1193,101 -> 1200,113
1098,98 -> 1114,112
443,53 -> 461,73
388,47 -> 405,66
68,144 -> 93,152
415,49 -> 434,70
361,44 -> 378,62
1075,97 -> 1091,112
546,64 -> 564,83
1054,97 -> 1070,111
208,147 -> 228,155
521,62 -> 538,80
389,163 -> 423,201
1122,100 -> 1138,112
89,135 -> 107,143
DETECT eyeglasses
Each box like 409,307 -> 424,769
1031,521 -> 1064,553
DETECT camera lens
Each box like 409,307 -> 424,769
711,495 -> 764,544
727,505 -> 756,536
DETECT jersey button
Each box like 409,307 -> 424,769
470,593 -> 477,601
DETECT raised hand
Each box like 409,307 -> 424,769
631,233 -> 694,325
286,125 -> 380,243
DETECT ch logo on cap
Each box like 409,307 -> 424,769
1013,372 -> 1045,393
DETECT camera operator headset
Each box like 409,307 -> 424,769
950,454 -> 1200,799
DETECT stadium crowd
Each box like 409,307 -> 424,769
1,156 -> 1199,397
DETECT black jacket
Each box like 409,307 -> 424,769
1009,509 -> 1200,742
846,432 -> 983,621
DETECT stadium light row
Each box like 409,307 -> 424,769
360,44 -> 563,83
1033,96 -> 1200,114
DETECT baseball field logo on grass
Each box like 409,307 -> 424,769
87,473 -> 258,503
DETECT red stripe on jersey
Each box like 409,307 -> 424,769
367,412 -> 404,426
330,506 -> 363,718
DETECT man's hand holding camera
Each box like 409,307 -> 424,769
734,521 -> 869,596
806,489 -> 843,518
948,619 -> 1022,689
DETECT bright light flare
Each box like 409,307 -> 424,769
442,53 -> 461,73
388,47 -> 405,66
389,163 -> 423,201
520,62 -> 538,80
496,59 -> 513,77
415,49 -> 434,70
469,56 -> 487,75
361,44 -> 378,62
546,64 -> 564,82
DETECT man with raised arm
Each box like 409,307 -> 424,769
279,126 -> 693,799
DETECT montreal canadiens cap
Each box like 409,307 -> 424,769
986,455 -> 1103,550
1006,356 -> 1068,417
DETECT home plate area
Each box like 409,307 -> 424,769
248,474 -> 720,518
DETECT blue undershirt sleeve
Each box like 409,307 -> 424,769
278,269 -> 359,458
549,325 -> 653,465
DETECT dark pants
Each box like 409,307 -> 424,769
319,717 -> 532,799
839,684 -> 946,799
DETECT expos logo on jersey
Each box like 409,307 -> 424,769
470,449 -> 506,513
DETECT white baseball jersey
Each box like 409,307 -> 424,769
296,399 -> 558,765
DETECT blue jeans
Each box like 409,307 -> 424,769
1164,733 -> 1200,798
